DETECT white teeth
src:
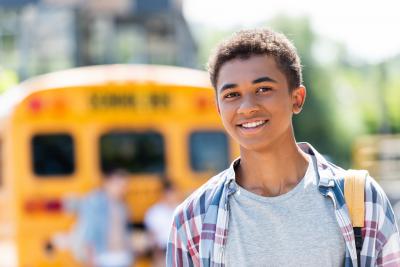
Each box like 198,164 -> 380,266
241,120 -> 266,128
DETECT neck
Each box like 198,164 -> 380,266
236,136 -> 309,197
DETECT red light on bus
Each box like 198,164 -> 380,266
24,198 -> 63,213
29,98 -> 43,113
45,199 -> 63,212
195,96 -> 213,111
24,199 -> 42,212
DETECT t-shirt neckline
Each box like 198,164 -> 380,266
234,155 -> 314,203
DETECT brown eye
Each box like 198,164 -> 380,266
224,92 -> 240,99
257,87 -> 272,93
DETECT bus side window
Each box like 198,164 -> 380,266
100,131 -> 165,174
32,133 -> 75,177
189,131 -> 229,173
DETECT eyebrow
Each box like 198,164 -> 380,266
252,76 -> 277,84
219,76 -> 278,93
219,83 -> 237,92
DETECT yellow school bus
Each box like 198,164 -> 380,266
0,64 -> 239,267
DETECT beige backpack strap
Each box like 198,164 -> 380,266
344,169 -> 367,227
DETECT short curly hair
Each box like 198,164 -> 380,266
207,28 -> 303,91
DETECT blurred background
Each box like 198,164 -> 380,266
0,0 -> 400,266
1,0 -> 400,164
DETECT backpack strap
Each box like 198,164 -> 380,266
344,169 -> 367,267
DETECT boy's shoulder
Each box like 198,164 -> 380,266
173,168 -> 230,226
330,164 -> 390,202
328,163 -> 389,202
306,152 -> 391,214
329,164 -> 394,218
363,174 -> 394,211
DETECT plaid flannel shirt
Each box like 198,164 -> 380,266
167,143 -> 400,267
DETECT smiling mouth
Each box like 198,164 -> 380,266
238,120 -> 268,129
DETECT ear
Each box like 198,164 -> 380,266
291,85 -> 306,114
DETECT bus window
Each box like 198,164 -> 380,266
32,134 -> 75,177
190,131 -> 229,173
100,131 -> 165,174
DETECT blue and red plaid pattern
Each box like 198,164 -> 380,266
167,143 -> 400,266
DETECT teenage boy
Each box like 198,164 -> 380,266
167,29 -> 400,266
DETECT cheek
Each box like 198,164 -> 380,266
220,113 -> 232,130
218,103 -> 232,120
269,95 -> 293,114
218,106 -> 237,133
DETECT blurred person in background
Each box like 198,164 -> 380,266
145,179 -> 180,267
166,28 -> 400,266
70,169 -> 134,267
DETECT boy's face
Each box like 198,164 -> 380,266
216,55 -> 305,152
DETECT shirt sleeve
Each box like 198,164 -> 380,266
376,202 -> 400,266
166,210 -> 196,267
367,177 -> 400,266
377,232 -> 400,267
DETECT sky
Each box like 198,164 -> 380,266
183,0 -> 400,63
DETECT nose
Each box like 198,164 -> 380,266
237,94 -> 260,115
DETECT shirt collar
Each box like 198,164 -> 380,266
297,142 -> 337,189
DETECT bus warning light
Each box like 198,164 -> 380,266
195,96 -> 213,111
24,198 -> 63,213
29,98 -> 43,113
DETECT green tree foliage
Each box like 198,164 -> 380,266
194,26 -> 234,69
0,68 -> 18,94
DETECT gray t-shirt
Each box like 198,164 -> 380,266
225,156 -> 346,267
